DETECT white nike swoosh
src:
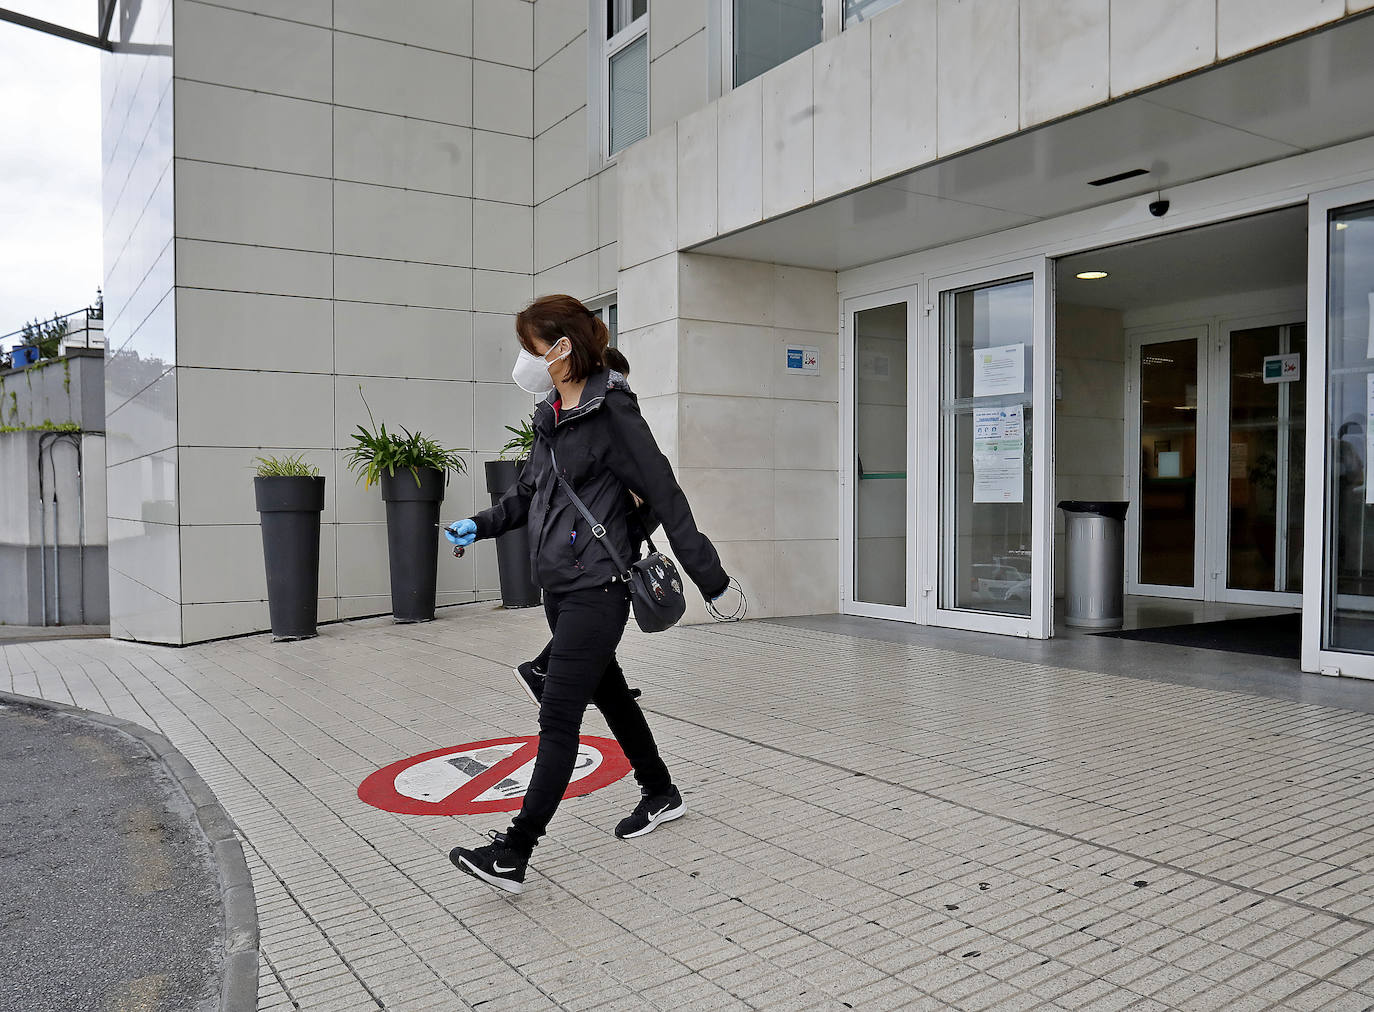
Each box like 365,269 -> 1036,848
493,862 -> 518,874
648,805 -> 670,820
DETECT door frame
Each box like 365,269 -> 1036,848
1303,180 -> 1374,678
839,285 -> 920,623
1125,323 -> 1211,600
924,257 -> 1055,640
1208,311 -> 1307,607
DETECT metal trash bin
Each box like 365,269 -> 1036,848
1059,500 -> 1129,630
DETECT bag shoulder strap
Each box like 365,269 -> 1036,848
550,446 -> 631,577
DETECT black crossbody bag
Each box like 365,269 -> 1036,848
550,448 -> 686,633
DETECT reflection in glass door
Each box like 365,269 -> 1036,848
940,278 -> 1035,617
1137,334 -> 1203,592
851,301 -> 909,610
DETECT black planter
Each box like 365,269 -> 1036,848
485,459 -> 541,608
380,467 -> 446,622
254,476 -> 326,640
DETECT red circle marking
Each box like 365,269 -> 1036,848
357,735 -> 632,816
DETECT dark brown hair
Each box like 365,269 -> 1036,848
603,347 -> 630,376
514,295 -> 610,383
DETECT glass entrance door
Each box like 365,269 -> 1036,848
843,291 -> 914,619
1214,321 -> 1306,602
931,260 -> 1052,638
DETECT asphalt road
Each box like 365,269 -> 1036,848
0,702 -> 222,1012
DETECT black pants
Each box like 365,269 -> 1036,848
506,584 -> 672,854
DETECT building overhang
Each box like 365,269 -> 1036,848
689,12 -> 1374,272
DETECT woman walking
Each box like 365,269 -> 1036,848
444,295 -> 731,895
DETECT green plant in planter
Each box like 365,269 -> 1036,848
345,389 -> 467,488
500,416 -> 535,461
253,454 -> 320,478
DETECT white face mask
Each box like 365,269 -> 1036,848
511,339 -> 570,395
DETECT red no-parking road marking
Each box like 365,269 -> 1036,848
357,735 -> 632,816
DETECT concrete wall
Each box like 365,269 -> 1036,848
0,351 -> 105,431
0,431 -> 110,625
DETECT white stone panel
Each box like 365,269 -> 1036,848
773,538 -> 840,614
176,290 -> 334,372
535,179 -> 598,272
335,258 -> 472,311
1109,0 -> 1216,97
677,320 -> 775,397
473,269 -> 534,314
870,0 -> 937,181
476,0 -> 535,67
474,131 -> 533,204
176,81 -> 332,177
175,161 -> 333,252
334,303 -> 474,381
617,127 -> 677,270
936,0 -> 1018,156
597,163 -> 618,248
473,312 -> 518,383
676,105 -> 718,249
176,241 -> 333,300
178,368 -> 335,449
679,468 -> 775,541
679,394 -> 774,469
616,321 -> 679,398
334,108 -> 473,196
335,0 -> 473,55
762,50 -> 814,218
334,32 -> 473,127
534,35 -> 587,134
716,76 -> 764,233
536,250 -> 600,302
813,22 -> 872,199
176,2 -> 331,101
618,254 -> 679,331
536,0 -> 584,66
773,265 -> 838,331
773,399 -> 839,470
180,523 -> 338,603
651,30 -> 711,134
678,254 -> 774,327
1020,0 -> 1110,127
474,61 -> 534,134
474,201 -> 535,274
651,0 -> 707,59
334,182 -> 473,266
535,108 -> 591,202
475,380 -> 543,453
774,470 -> 839,540
1218,0 -> 1343,58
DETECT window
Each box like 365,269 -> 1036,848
842,0 -> 902,27
592,302 -> 619,348
604,1 -> 648,157
732,0 -> 822,87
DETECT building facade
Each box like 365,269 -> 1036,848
102,0 -> 1374,678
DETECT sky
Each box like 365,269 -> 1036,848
0,1 -> 102,346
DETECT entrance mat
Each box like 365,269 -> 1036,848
1093,612 -> 1301,659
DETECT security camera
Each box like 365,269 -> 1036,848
1148,199 -> 1170,217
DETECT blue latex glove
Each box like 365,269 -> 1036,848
444,518 -> 477,546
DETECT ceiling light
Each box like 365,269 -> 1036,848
1075,270 -> 1109,280
1335,222 -> 1349,231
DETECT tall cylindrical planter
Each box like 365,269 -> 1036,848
485,459 -> 541,608
380,467 -> 446,622
254,475 -> 326,641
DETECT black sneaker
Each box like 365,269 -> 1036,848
512,662 -> 544,706
450,831 -> 528,894
615,785 -> 685,839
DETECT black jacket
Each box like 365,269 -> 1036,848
470,369 -> 729,598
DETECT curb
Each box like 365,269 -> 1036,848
0,690 -> 258,1012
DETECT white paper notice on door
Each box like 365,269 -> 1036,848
973,405 -> 1025,503
973,343 -> 1025,398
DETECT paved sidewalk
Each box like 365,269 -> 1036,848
4,607 -> 1374,1011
